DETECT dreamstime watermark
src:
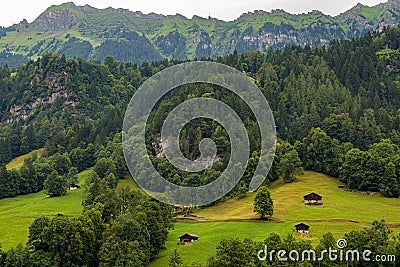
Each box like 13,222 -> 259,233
122,62 -> 276,206
257,239 -> 396,263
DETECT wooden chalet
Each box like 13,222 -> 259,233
179,233 -> 198,243
295,223 -> 310,233
303,192 -> 322,205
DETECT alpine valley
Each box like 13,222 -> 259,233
1,1 -> 400,266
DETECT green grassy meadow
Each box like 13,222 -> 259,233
0,170 -> 90,250
6,148 -> 45,170
117,175 -> 141,191
0,167 -> 399,265
149,220 -> 372,266
150,221 -> 294,266
194,171 -> 400,223
150,171 -> 400,265
0,170 -> 144,250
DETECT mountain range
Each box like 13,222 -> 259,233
0,0 -> 400,67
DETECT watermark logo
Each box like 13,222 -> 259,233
336,238 -> 347,249
122,62 -> 276,206
257,239 -> 396,263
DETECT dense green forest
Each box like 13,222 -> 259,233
1,27 -> 399,197
0,52 -> 29,69
0,27 -> 399,265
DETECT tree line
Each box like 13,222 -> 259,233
0,131 -> 127,200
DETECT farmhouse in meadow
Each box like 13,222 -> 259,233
303,192 -> 323,205
68,183 -> 81,190
295,223 -> 310,233
179,233 -> 199,243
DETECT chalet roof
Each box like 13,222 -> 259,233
179,233 -> 198,238
295,223 -> 310,230
303,192 -> 322,200
295,223 -> 310,228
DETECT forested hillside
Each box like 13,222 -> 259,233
0,27 -> 399,197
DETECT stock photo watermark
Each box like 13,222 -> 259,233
257,239 -> 396,263
122,61 -> 276,206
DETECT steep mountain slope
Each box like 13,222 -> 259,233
0,1 -> 399,66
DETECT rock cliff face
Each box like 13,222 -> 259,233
31,3 -> 80,32
1,1 -> 400,65
8,70 -> 77,123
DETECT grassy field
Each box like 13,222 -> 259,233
150,171 -> 400,266
151,221 -> 293,266
194,171 -> 400,223
117,175 -> 141,191
0,171 -> 143,250
0,169 -> 90,249
150,220 -> 372,266
6,148 -> 45,170
1,168 -> 399,264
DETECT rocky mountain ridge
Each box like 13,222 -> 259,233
0,1 -> 399,66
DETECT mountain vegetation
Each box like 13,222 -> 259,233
1,1 -> 400,66
0,9 -> 399,265
0,27 -> 399,201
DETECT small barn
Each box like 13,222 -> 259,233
295,223 -> 310,233
179,233 -> 198,243
69,183 -> 81,190
303,192 -> 322,205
